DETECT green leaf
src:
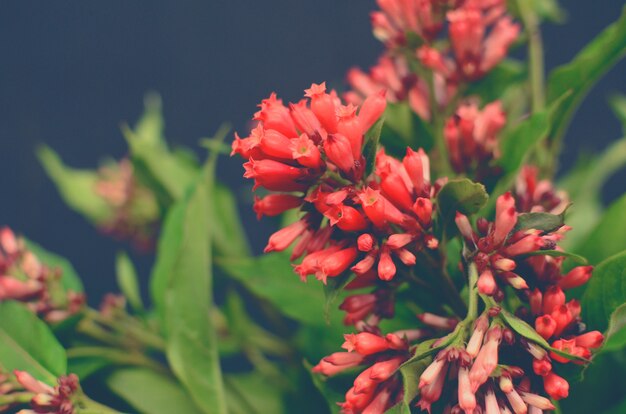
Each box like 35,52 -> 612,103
575,194 -> 626,265
305,361 -> 343,414
582,251 -> 626,331
323,273 -> 353,324
498,110 -> 550,174
115,252 -> 144,312
212,183 -> 251,258
497,308 -> 587,362
67,356 -> 109,381
400,340 -> 438,406
24,239 -> 84,293
37,145 -> 112,223
363,116 -> 384,177
609,94 -> 626,133
217,253 -> 332,326
547,5 -> 626,147
436,179 -> 488,236
513,210 -> 566,233
106,367 -> 202,414
603,303 -> 626,353
528,0 -> 566,23
224,373 -> 285,414
0,301 -> 67,384
385,402 -> 411,414
151,162 -> 227,413
380,102 -> 435,153
465,59 -> 527,103
519,249 -> 587,265
124,100 -> 198,205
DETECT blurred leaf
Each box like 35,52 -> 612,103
582,251 -> 626,331
324,274 -> 353,324
106,367 -> 201,414
559,137 -> 626,250
363,116 -> 384,177
574,194 -> 626,265
529,0 -> 566,23
518,249 -> 587,264
547,5 -> 626,147
603,303 -> 626,353
466,59 -> 527,103
115,252 -> 144,312
217,253 -> 332,326
67,356 -> 109,381
224,373 -> 285,414
24,239 -> 84,293
498,111 -> 550,173
305,361 -> 342,414
514,210 -> 566,233
37,145 -> 112,223
0,301 -> 66,384
212,183 -> 251,258
609,94 -> 626,133
436,179 -> 488,236
150,161 -> 227,413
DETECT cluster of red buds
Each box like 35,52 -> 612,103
94,158 -> 160,251
514,166 -> 569,215
12,371 -> 80,414
0,228 -> 84,323
313,331 -> 420,413
233,83 -> 446,285
345,55 -> 433,121
444,100 -> 506,178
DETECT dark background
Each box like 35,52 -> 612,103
1,1 -> 625,304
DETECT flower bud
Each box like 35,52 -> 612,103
543,372 -> 569,400
558,266 -> 593,290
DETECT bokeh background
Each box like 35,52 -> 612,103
1,1 -> 625,304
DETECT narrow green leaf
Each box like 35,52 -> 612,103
224,373 -> 285,414
575,194 -> 626,265
582,251 -> 626,331
547,6 -> 626,146
514,210 -> 566,233
400,340 -> 438,406
37,145 -> 112,223
465,59 -> 527,103
24,239 -> 84,293
498,110 -> 550,173
0,301 -> 67,384
436,179 -> 488,236
609,94 -> 626,133
602,303 -> 626,353
212,183 -> 251,258
305,361 -> 343,414
151,162 -> 227,413
217,253 -> 334,326
363,116 -> 384,177
115,252 -> 144,312
519,249 -> 587,265
106,367 -> 202,414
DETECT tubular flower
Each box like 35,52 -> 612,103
94,158 -> 160,251
314,331 -> 414,414
345,54 -> 434,120
444,100 -> 506,177
233,83 -> 443,284
514,165 -> 570,214
15,370 -> 80,414
0,228 -> 85,323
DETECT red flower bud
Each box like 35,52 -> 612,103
535,315 -> 557,340
558,266 -> 593,290
359,90 -> 387,132
342,332 -> 390,355
323,133 -> 356,174
542,286 -> 566,314
575,331 -> 604,349
543,372 -> 569,400
357,234 -> 375,252
253,194 -> 301,219
305,82 -> 338,133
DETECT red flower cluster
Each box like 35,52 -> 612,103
418,1 -> 520,82
515,166 -> 569,214
444,100 -> 506,177
345,55 -> 433,121
233,83 -> 444,284
0,228 -> 84,323
14,371 -> 80,414
313,331 -> 417,413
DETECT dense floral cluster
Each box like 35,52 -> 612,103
0,228 -> 84,323
94,159 -> 160,251
233,83 -> 448,285
14,371 -> 79,414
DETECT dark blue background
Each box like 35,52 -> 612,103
1,1 -> 625,303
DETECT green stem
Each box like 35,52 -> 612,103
0,392 -> 33,405
84,308 -> 166,351
517,0 -> 545,114
465,263 -> 479,322
67,346 -> 169,375
76,394 -> 122,414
